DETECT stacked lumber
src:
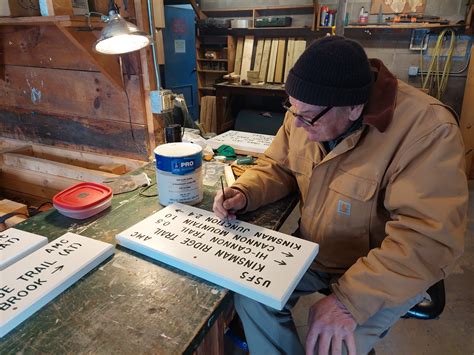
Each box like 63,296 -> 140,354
231,37 -> 307,84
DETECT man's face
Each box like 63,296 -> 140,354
288,97 -> 361,142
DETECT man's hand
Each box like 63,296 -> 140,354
306,294 -> 357,355
213,187 -> 247,220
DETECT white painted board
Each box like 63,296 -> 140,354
206,130 -> 275,155
0,228 -> 48,271
116,203 -> 319,310
0,233 -> 114,338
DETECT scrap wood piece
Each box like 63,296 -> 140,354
274,38 -> 286,83
224,165 -> 236,186
259,39 -> 272,82
98,163 -> 127,175
284,38 -> 295,82
253,39 -> 264,72
0,199 -> 28,217
234,38 -> 244,75
200,96 -> 216,133
267,38 -> 279,83
293,40 -> 307,65
240,36 -> 255,81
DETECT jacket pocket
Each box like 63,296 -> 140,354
317,170 -> 377,269
287,154 -> 313,202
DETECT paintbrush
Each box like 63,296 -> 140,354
220,175 -> 228,221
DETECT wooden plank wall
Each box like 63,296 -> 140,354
0,23 -> 150,161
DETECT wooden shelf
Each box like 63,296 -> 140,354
199,87 -> 216,91
326,23 -> 461,30
0,15 -> 104,28
204,4 -> 314,16
197,58 -> 228,62
197,69 -> 227,73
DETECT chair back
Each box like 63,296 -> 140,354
403,280 -> 445,320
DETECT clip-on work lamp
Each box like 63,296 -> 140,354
93,0 -> 170,114
93,0 -> 151,54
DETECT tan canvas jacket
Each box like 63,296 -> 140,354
232,59 -> 468,324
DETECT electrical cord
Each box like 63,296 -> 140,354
138,182 -> 158,197
120,56 -> 147,155
421,29 -> 456,99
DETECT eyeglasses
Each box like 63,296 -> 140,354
282,98 -> 333,126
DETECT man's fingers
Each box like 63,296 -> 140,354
213,192 -> 228,219
331,334 -> 343,355
318,333 -> 331,355
305,329 -> 318,355
344,334 -> 357,355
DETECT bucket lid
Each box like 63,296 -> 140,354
53,182 -> 113,211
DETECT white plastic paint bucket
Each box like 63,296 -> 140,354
154,142 -> 203,206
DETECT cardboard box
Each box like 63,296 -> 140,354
0,0 -> 41,17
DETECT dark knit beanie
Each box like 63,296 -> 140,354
285,36 -> 373,107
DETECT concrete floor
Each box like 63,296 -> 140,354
226,181 -> 474,354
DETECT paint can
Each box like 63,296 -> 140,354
154,143 -> 203,206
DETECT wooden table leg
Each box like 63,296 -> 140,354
193,312 -> 225,355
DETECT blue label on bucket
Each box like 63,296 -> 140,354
156,152 -> 202,175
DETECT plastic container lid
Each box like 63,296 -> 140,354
53,182 -> 113,211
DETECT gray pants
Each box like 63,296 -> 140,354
234,268 -> 426,355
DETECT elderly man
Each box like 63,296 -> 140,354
213,36 -> 467,355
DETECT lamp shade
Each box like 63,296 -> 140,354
94,13 -> 151,55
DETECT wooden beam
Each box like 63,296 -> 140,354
2,153 -> 119,183
0,165 -> 78,199
336,0 -> 348,36
189,0 -> 207,20
135,0 -> 158,156
26,143 -> 146,171
55,25 -> 125,91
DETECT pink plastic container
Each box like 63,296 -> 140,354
53,182 -> 113,219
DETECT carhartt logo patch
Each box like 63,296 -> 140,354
337,200 -> 351,216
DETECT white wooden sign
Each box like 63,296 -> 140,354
206,130 -> 275,155
116,203 -> 318,310
0,228 -> 48,271
0,233 -> 114,338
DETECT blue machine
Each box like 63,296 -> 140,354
162,5 -> 199,120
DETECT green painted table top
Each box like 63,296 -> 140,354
1,163 -> 297,354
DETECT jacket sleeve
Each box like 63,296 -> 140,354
232,113 -> 298,212
332,120 -> 468,324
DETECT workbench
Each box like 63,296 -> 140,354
0,162 -> 297,354
215,83 -> 287,134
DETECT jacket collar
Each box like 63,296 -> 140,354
362,59 -> 398,132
